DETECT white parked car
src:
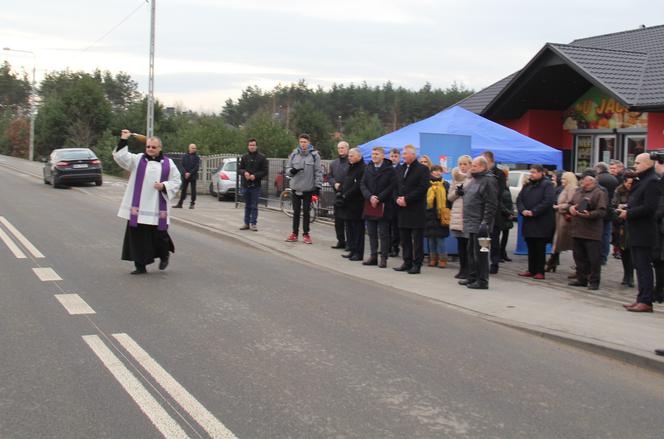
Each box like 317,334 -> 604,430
209,158 -> 238,201
508,170 -> 530,204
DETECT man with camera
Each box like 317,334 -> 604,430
568,170 -> 607,291
617,152 -> 661,312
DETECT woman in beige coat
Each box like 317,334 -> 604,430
546,171 -> 578,272
448,155 -> 472,279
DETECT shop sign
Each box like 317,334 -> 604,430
563,87 -> 647,130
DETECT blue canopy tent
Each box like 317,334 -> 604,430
358,106 -> 563,169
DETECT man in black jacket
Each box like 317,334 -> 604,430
388,148 -> 402,256
336,148 -> 366,261
361,147 -> 396,268
595,162 -> 619,264
238,138 -> 268,231
481,151 -> 507,274
617,153 -> 660,312
173,143 -> 200,209
393,145 -> 430,274
328,141 -> 350,249
460,156 -> 498,289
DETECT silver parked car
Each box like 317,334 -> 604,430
209,158 -> 238,201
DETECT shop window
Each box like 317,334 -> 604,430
625,135 -> 646,168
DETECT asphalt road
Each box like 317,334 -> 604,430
1,163 -> 664,438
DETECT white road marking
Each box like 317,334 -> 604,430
0,216 -> 45,258
82,335 -> 190,439
0,226 -> 27,258
54,294 -> 96,315
32,267 -> 62,281
113,333 -> 238,439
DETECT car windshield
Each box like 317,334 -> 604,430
508,172 -> 523,187
57,150 -> 96,160
223,161 -> 237,172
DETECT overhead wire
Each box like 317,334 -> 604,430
82,0 -> 149,52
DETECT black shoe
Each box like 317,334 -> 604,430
341,252 -> 353,259
389,250 -> 399,257
655,349 -> 664,357
349,255 -> 363,261
378,257 -> 387,268
502,255 -> 512,262
466,281 -> 488,290
393,264 -> 412,272
362,257 -> 378,266
331,242 -> 346,249
344,246 -> 351,252
458,279 -> 472,285
407,265 -> 421,274
654,292 -> 664,304
587,284 -> 599,291
159,254 -> 169,270
489,264 -> 499,274
568,280 -> 588,287
172,204 -> 182,208
131,267 -> 147,275
189,204 -> 195,209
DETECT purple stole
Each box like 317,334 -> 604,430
129,154 -> 171,231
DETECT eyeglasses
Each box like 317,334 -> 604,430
146,145 -> 159,149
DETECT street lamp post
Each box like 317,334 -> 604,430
3,47 -> 36,161
146,0 -> 156,137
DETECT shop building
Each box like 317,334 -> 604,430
457,24 -> 664,171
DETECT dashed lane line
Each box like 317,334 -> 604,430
82,335 -> 190,439
54,294 -> 96,315
0,225 -> 27,258
113,333 -> 238,439
0,216 -> 45,258
32,267 -> 62,281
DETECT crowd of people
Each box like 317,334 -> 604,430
112,129 -> 664,314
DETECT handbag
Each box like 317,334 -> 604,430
363,200 -> 385,219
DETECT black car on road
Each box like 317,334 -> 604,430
43,148 -> 102,188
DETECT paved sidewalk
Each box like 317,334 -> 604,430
3,154 -> 663,371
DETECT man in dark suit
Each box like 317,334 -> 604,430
173,143 -> 200,209
617,153 -> 660,312
481,151 -> 507,274
393,145 -> 430,274
388,148 -> 402,257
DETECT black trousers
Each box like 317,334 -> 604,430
573,238 -> 602,286
122,222 -> 174,267
390,215 -> 400,252
526,237 -> 547,275
346,219 -> 365,258
467,233 -> 489,286
620,247 -> 634,281
333,212 -> 346,245
500,229 -> 510,257
366,219 -> 390,258
457,236 -> 469,277
178,177 -> 196,204
292,192 -> 312,235
490,225 -> 501,267
400,228 -> 424,267
631,246 -> 654,305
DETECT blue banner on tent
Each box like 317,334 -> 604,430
419,132 -> 472,254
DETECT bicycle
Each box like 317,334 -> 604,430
279,188 -> 318,223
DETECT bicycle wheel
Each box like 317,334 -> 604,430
309,200 -> 318,223
280,190 -> 294,217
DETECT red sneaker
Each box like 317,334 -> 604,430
518,271 -> 533,277
533,273 -> 545,280
303,234 -> 313,244
285,233 -> 298,242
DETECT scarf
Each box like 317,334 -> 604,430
427,179 -> 451,226
130,153 -> 170,231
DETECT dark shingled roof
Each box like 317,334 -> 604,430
457,24 -> 664,114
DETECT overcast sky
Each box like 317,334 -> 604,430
3,0 -> 663,113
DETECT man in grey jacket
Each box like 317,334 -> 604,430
285,134 -> 323,244
328,141 -> 350,249
459,156 -> 498,289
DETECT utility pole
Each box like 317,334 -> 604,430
146,0 -> 156,137
3,47 -> 36,161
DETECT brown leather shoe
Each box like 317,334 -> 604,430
438,259 -> 447,268
622,302 -> 637,309
428,255 -> 438,267
627,303 -> 653,313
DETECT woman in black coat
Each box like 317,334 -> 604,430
516,164 -> 555,279
337,149 -> 366,261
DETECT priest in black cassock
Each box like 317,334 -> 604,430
113,129 -> 181,274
